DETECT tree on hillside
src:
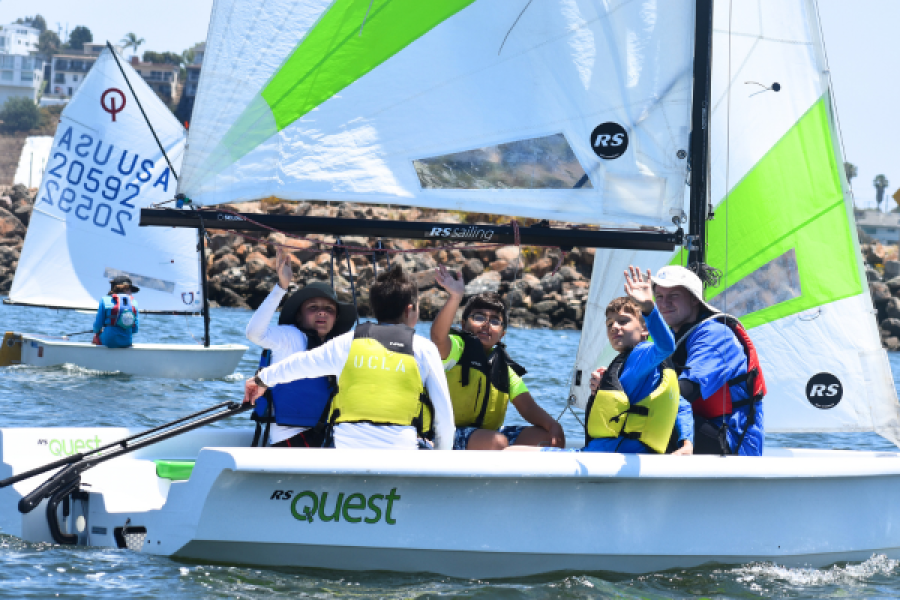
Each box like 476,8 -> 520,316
874,174 -> 890,212
69,26 -> 93,51
844,162 -> 858,186
15,15 -> 47,32
38,30 -> 60,56
0,97 -> 42,133
121,33 -> 145,58
143,51 -> 183,66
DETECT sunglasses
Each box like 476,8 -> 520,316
469,312 -> 503,328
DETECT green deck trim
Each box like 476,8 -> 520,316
672,96 -> 860,329
154,459 -> 195,481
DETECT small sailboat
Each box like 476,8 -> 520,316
1,0 -> 899,577
1,48 -> 246,379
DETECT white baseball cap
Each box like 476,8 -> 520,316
650,265 -> 720,315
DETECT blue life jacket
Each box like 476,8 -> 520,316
102,294 -> 137,329
253,349 -> 336,427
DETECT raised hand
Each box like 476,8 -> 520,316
435,264 -> 466,298
275,246 -> 292,291
589,367 -> 607,393
623,265 -> 654,313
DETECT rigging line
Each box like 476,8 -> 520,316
498,0 -> 534,56
721,0 -> 733,419
811,0 -> 853,203
105,42 -> 179,181
359,0 -> 375,36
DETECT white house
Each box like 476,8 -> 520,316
856,210 -> 900,245
46,43 -> 123,104
0,23 -> 44,106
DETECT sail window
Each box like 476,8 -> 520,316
707,249 -> 801,318
104,268 -> 175,294
412,133 -> 592,190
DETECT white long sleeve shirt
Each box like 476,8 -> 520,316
245,285 -> 311,445
259,325 -> 455,450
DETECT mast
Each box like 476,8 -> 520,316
687,0 -> 714,270
197,212 -> 211,347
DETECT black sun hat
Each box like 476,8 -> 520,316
110,275 -> 140,293
279,282 -> 357,336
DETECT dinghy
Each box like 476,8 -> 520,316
1,0 -> 898,578
1,48 -> 246,379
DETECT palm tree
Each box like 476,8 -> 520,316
844,162 -> 858,185
120,33 -> 145,59
874,174 -> 889,212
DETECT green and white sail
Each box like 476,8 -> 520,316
571,0 -> 900,444
180,0 -> 697,228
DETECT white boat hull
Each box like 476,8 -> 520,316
2,427 -> 900,577
14,334 -> 247,379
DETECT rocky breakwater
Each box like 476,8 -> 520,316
0,184 -> 32,294
864,242 -> 900,350
204,201 -> 595,330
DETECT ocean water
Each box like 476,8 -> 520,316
1,301 -> 899,598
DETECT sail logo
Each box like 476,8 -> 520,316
806,373 -> 843,409
590,122 -> 629,160
271,488 -> 401,525
427,226 -> 494,242
100,88 -> 126,122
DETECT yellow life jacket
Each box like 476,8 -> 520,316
584,351 -> 679,454
330,323 -> 434,439
445,329 -> 526,430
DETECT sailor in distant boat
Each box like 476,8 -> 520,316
582,267 -> 681,454
431,265 -> 565,450
244,265 -> 455,450
245,247 -> 357,448
651,266 -> 765,456
92,275 -> 139,349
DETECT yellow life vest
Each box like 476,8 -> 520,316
584,351 -> 679,454
330,323 -> 433,438
445,330 -> 526,430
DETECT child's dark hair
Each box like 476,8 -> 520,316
605,297 -> 646,326
462,292 -> 508,329
370,264 -> 418,322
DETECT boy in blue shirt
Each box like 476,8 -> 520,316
582,266 -> 687,454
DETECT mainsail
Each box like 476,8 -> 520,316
9,49 -> 202,313
570,0 -> 900,444
179,0 -> 696,229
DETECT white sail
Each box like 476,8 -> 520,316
179,0 -> 696,229
570,0 -> 900,444
9,49 -> 202,313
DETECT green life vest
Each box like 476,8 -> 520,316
330,323 -> 434,439
584,351 -> 679,454
445,329 -> 527,431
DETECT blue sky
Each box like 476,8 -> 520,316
0,0 -> 896,210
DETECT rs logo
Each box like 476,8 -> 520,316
806,373 -> 843,409
809,384 -> 840,397
594,133 -> 625,148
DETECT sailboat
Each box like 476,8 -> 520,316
1,0 -> 899,577
1,48 -> 247,379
